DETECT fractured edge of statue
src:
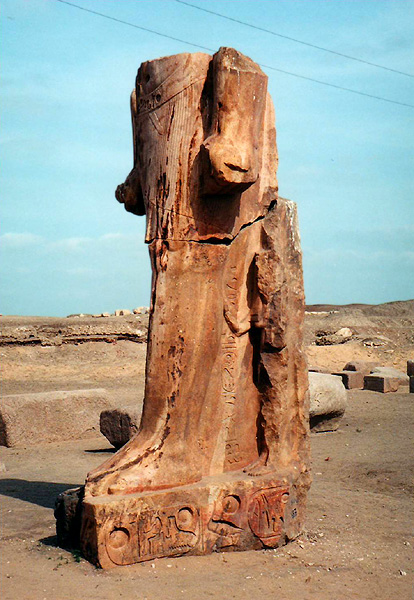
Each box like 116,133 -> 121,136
55,47 -> 311,568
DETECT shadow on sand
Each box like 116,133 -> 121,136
0,478 -> 79,509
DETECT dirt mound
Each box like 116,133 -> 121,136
0,314 -> 149,346
305,299 -> 413,372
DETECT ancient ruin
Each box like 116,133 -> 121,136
56,47 -> 310,568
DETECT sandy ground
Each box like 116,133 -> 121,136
1,301 -> 413,599
1,390 -> 413,600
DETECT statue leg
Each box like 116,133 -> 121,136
85,241 -> 232,497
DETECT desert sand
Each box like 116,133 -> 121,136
1,300 -> 413,599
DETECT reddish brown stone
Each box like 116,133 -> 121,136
333,370 -> 365,390
57,48 -> 310,567
364,375 -> 400,393
81,473 -> 301,568
99,407 -> 140,449
343,360 -> 379,375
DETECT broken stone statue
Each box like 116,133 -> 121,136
55,47 -> 311,568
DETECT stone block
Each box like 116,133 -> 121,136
363,375 -> 400,393
0,389 -> 111,447
55,486 -> 84,548
308,372 -> 347,432
100,407 -> 141,449
332,370 -> 365,390
371,367 -> 408,385
78,472 -> 303,569
343,360 -> 379,375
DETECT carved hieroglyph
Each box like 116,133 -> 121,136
75,47 -> 310,567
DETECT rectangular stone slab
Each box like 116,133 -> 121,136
363,376 -> 400,393
332,371 -> 365,390
80,471 -> 305,569
0,389 -> 111,447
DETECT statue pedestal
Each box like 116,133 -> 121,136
80,470 -> 305,568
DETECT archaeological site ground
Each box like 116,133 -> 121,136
1,300 -> 413,599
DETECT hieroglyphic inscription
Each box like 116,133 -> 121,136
138,505 -> 199,560
225,265 -> 238,308
248,487 -> 289,546
208,492 -> 244,548
221,330 -> 241,466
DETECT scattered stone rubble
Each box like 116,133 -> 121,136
70,308 -> 149,318
315,327 -> 354,346
0,314 -> 149,346
328,360 -> 408,393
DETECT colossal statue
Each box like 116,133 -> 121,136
57,47 -> 310,568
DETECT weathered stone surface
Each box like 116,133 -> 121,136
57,47 -> 310,568
0,389 -> 110,447
100,406 -> 141,449
364,375 -> 400,393
343,360 -> 379,374
308,373 -> 347,432
335,327 -> 353,339
55,486 -> 84,548
333,370 -> 365,390
371,366 -> 409,385
407,360 -> 414,377
81,474 -> 299,569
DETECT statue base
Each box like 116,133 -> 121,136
56,469 -> 307,568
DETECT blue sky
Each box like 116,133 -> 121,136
1,0 -> 413,316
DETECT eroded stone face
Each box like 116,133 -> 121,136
62,47 -> 310,567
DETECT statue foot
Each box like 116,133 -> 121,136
243,453 -> 272,477
85,434 -> 202,497
84,427 -> 163,497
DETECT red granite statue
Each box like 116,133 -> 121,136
62,47 -> 310,568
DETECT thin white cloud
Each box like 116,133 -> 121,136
48,237 -> 92,252
1,231 -> 142,254
0,232 -> 43,247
